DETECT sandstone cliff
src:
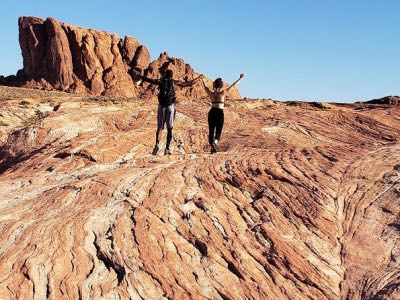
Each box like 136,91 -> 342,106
0,86 -> 399,299
15,16 -> 240,100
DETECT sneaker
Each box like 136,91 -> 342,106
152,144 -> 160,156
211,142 -> 218,154
164,148 -> 171,155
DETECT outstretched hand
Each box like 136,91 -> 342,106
132,68 -> 142,75
131,69 -> 142,80
240,73 -> 246,79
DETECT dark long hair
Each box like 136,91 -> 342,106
164,69 -> 173,79
213,78 -> 223,91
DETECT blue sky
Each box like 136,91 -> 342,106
1,1 -> 399,102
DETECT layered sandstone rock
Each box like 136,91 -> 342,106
18,16 -> 145,97
16,17 -> 241,100
0,86 -> 399,299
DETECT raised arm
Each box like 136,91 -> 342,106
201,78 -> 214,97
131,70 -> 160,85
138,75 -> 160,85
224,73 -> 245,92
174,74 -> 203,88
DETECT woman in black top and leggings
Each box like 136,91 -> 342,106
201,73 -> 245,153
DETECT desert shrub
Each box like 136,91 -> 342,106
20,100 -> 31,106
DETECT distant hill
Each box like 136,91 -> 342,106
364,95 -> 400,105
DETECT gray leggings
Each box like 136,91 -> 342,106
157,104 -> 176,130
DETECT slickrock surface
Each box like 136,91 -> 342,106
13,16 -> 240,100
0,86 -> 399,300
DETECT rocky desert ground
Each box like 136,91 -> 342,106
0,85 -> 399,299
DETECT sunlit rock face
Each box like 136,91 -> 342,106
0,86 -> 399,299
16,17 -> 240,100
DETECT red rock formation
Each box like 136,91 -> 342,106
18,16 -> 143,97
16,17 -> 241,100
19,17 -> 49,80
140,52 -> 240,100
0,86 -> 399,299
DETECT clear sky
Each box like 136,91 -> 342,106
0,0 -> 399,102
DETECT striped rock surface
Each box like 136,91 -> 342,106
0,86 -> 399,299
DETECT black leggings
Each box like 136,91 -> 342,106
208,107 -> 224,145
